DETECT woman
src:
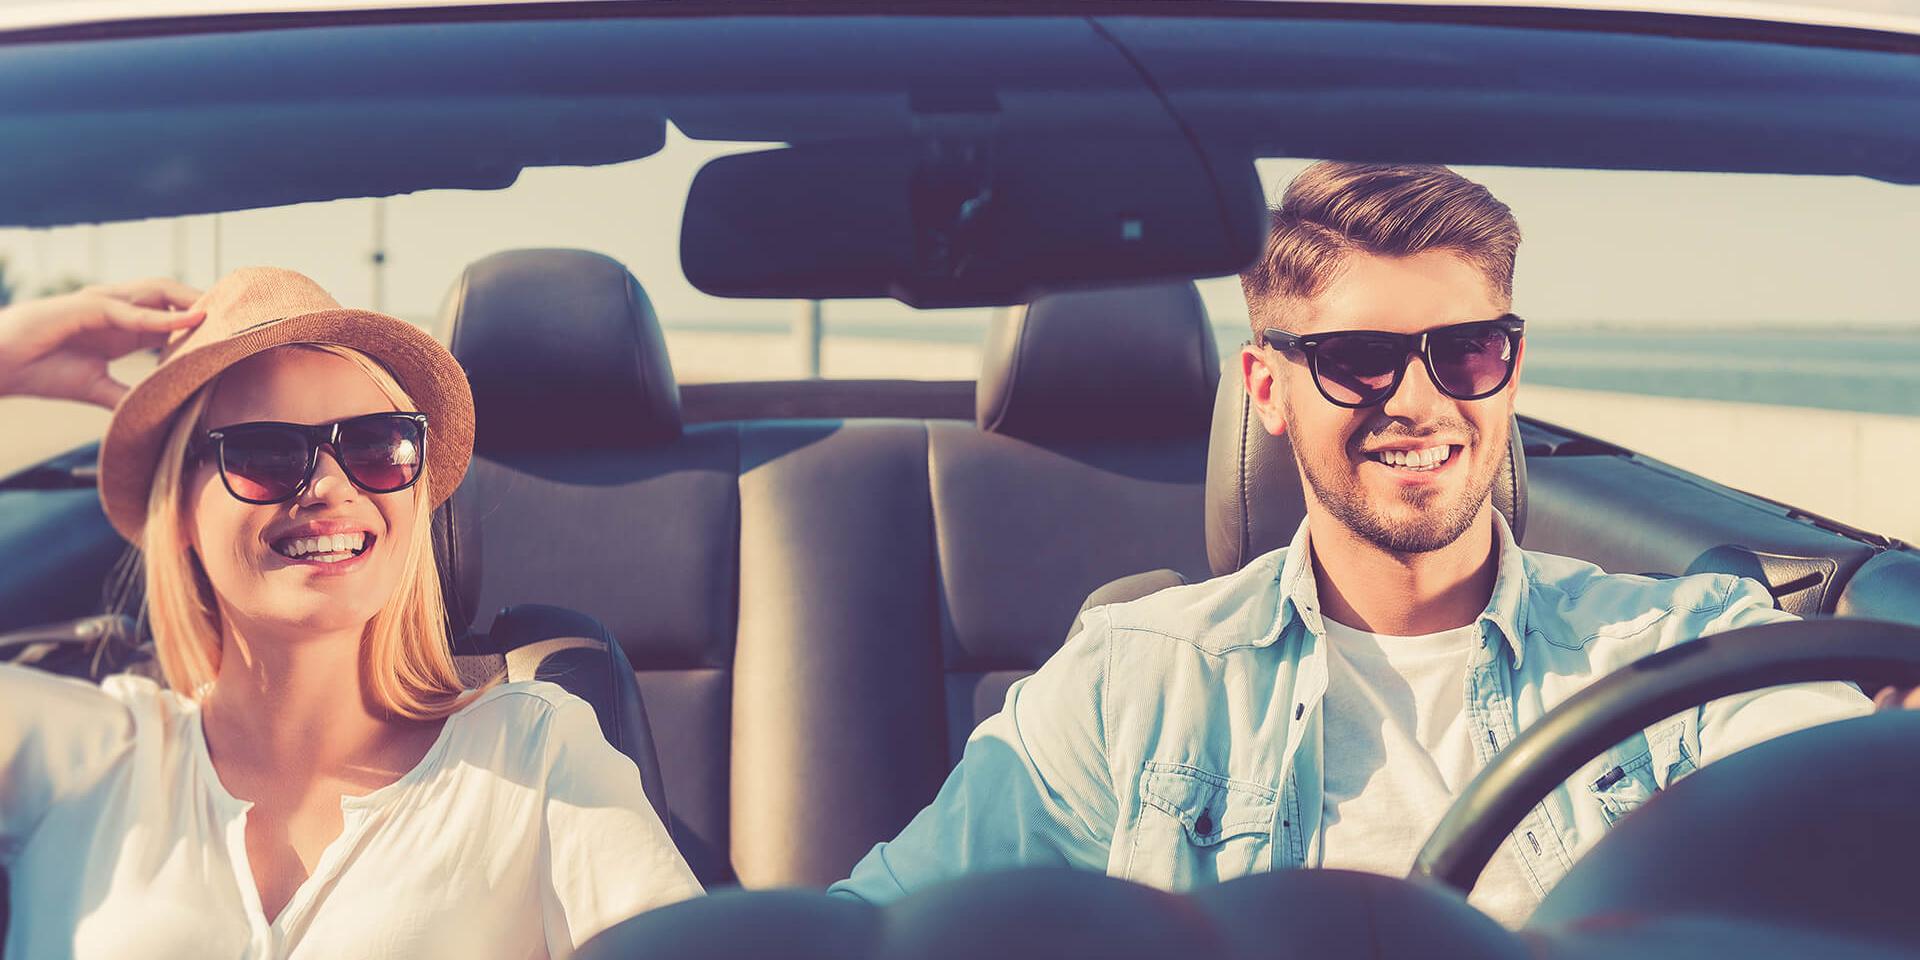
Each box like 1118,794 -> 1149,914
0,269 -> 701,959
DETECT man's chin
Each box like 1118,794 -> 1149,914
1359,514 -> 1474,554
1302,450 -> 1498,557
1338,489 -> 1486,555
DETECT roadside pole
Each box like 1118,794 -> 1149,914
371,198 -> 388,313
796,299 -> 823,378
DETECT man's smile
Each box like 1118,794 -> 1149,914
1355,430 -> 1473,487
1362,443 -> 1461,471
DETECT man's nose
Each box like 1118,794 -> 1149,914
1381,349 -> 1447,420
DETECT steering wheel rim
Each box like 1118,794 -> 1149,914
1409,617 -> 1920,894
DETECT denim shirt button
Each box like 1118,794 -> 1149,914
1195,810 -> 1214,835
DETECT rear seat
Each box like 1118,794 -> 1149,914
440,250 -> 1215,887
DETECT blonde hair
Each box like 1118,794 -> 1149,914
1240,161 -> 1521,336
138,343 -> 486,719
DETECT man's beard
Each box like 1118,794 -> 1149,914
1287,397 -> 1502,555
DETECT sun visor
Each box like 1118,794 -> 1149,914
679,134 -> 1266,309
0,99 -> 666,226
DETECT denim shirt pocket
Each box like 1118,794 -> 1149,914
1124,762 -> 1278,888
1646,717 -> 1699,787
1586,747 -> 1659,827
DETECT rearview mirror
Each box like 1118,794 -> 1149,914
680,136 -> 1264,309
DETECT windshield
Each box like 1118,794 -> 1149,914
0,9 -> 1915,543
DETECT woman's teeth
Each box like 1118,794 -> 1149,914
275,532 -> 369,562
1373,445 -> 1453,470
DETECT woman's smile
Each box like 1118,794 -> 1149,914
263,518 -> 381,576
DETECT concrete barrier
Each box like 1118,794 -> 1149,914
1518,385 -> 1918,544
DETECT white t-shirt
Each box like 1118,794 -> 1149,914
1317,618 -> 1537,928
1,667 -> 702,959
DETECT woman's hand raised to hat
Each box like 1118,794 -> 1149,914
0,277 -> 206,408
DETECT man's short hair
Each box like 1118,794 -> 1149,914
1240,161 -> 1521,335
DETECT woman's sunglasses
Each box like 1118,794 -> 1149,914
193,412 -> 428,505
1260,316 -> 1525,409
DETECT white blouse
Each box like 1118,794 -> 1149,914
1,667 -> 702,959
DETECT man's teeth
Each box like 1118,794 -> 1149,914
1375,446 -> 1453,469
275,532 -> 368,560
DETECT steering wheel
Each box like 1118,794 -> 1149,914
1410,617 -> 1920,894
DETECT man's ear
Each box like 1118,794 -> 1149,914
1240,346 -> 1288,439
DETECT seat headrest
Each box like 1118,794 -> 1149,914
1205,371 -> 1528,576
976,281 -> 1219,443
439,249 -> 681,455
434,499 -> 482,640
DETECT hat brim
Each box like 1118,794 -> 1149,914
98,308 -> 475,545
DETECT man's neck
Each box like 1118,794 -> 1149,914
1307,508 -> 1499,637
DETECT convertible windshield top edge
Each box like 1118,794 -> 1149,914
3,0 -> 1919,53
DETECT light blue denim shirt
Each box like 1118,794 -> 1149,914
830,514 -> 1872,909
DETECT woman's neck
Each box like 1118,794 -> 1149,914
200,618 -> 401,773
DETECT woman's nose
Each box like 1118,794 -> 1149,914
301,447 -> 357,505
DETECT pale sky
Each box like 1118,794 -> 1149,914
2,128 -> 1917,333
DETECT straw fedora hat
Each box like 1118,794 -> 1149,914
98,266 -> 475,544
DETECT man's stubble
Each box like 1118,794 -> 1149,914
1283,391 -> 1504,556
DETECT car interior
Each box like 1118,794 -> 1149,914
8,242 -> 1920,887
3,3 -> 1919,956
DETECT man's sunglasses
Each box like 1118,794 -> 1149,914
1260,315 -> 1525,409
193,412 -> 428,505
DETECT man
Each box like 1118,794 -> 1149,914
827,162 -> 1882,927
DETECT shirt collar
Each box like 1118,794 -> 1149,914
1483,511 -> 1529,668
1274,511 -> 1530,668
1274,518 -> 1327,640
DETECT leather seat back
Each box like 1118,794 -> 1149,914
937,281 -> 1217,751
729,420 -> 949,888
440,249 -> 740,883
